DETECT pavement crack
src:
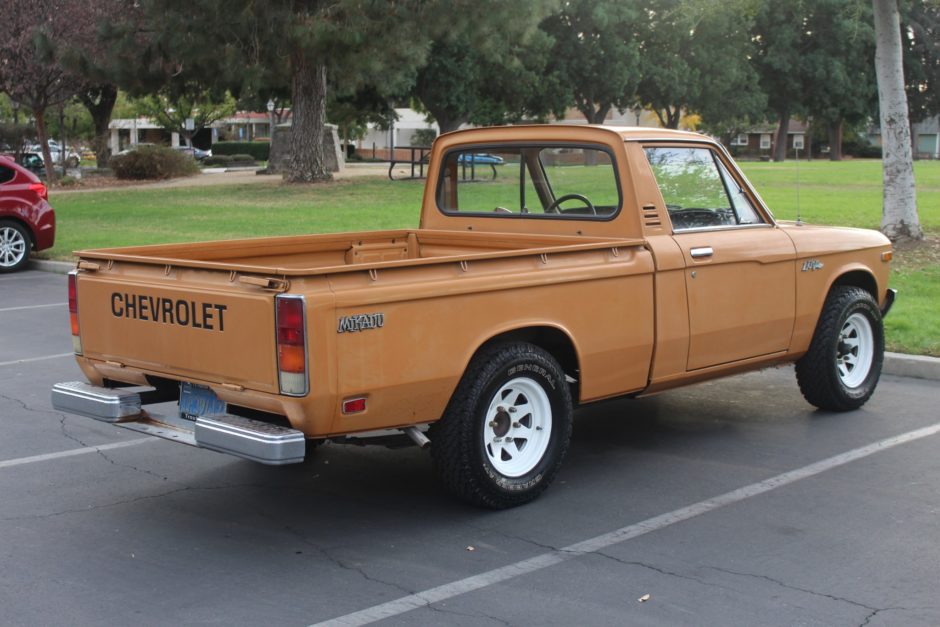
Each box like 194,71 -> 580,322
0,390 -> 93,447
593,552 -> 730,592
280,524 -> 415,597
707,566 -> 882,613
426,603 -> 512,626
94,448 -> 170,482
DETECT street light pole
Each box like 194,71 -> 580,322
267,99 -> 276,142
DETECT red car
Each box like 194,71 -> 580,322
0,155 -> 55,272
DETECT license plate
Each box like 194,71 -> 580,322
179,382 -> 227,420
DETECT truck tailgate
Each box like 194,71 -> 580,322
76,271 -> 280,393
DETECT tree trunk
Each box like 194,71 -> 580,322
433,115 -> 464,135
663,106 -> 681,129
773,111 -> 790,162
828,119 -> 843,161
873,0 -> 922,241
286,52 -> 331,183
34,108 -> 57,184
80,85 -> 117,169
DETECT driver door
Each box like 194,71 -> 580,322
645,145 -> 796,371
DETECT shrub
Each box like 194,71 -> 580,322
230,154 -> 256,162
110,145 -> 199,180
203,155 -> 234,166
212,141 -> 270,161
58,175 -> 80,187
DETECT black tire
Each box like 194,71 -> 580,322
795,286 -> 884,411
430,342 -> 573,509
0,219 -> 31,273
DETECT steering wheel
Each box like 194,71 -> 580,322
545,193 -> 596,215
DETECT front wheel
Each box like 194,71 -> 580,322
430,342 -> 573,509
795,286 -> 884,411
0,220 -> 31,273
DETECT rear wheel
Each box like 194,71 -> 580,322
0,220 -> 30,273
430,342 -> 573,509
795,286 -> 884,411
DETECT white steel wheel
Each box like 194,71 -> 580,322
0,224 -> 29,270
430,342 -> 573,508
795,286 -> 885,412
482,377 -> 553,478
837,313 -> 874,389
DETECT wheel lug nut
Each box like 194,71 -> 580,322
512,422 -> 521,428
535,426 -> 543,431
489,421 -> 498,428
493,437 -> 502,442
508,407 -> 517,413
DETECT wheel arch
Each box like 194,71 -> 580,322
0,213 -> 37,250
828,268 -> 878,301
474,324 -> 581,383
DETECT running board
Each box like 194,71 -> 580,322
51,381 -> 305,465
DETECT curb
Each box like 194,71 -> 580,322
23,259 -> 940,382
29,259 -> 74,274
883,352 -> 940,382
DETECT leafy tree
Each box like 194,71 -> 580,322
413,1 -> 561,134
637,0 -> 766,131
902,0 -> 940,125
136,90 -> 236,148
752,0 -> 807,161
542,0 -> 644,124
105,0 -> 435,183
873,0 -> 921,241
800,0 -> 877,161
0,0 -> 87,181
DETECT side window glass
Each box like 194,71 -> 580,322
716,159 -> 763,225
437,146 -> 620,218
644,147 -> 763,231
0,166 -> 14,185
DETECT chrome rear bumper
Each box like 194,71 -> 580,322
51,381 -> 305,465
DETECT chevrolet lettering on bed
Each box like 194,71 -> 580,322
52,125 -> 896,509
110,293 -> 227,331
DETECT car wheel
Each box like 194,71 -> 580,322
430,342 -> 573,509
0,220 -> 31,273
795,286 -> 884,411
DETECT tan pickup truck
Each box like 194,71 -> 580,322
52,125 -> 895,508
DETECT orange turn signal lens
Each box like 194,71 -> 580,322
881,251 -> 893,262
278,344 -> 306,374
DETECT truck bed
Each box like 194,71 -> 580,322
76,229 -> 643,275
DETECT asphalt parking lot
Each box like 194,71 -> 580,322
2,268 -> 939,627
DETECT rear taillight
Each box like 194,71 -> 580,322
28,182 -> 48,201
68,271 -> 82,354
275,295 -> 307,396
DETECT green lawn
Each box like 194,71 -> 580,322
45,159 -> 940,356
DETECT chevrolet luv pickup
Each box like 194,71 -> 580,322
52,125 -> 896,508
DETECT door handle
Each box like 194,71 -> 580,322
690,246 -> 714,259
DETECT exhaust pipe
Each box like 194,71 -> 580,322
401,426 -> 430,449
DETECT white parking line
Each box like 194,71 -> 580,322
0,353 -> 73,367
0,302 -> 67,313
0,438 -> 155,469
312,421 -> 940,627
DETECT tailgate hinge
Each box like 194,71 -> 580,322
238,275 -> 290,291
77,260 -> 100,272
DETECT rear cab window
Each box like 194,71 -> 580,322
643,146 -> 766,231
0,166 -> 15,185
436,145 -> 621,220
